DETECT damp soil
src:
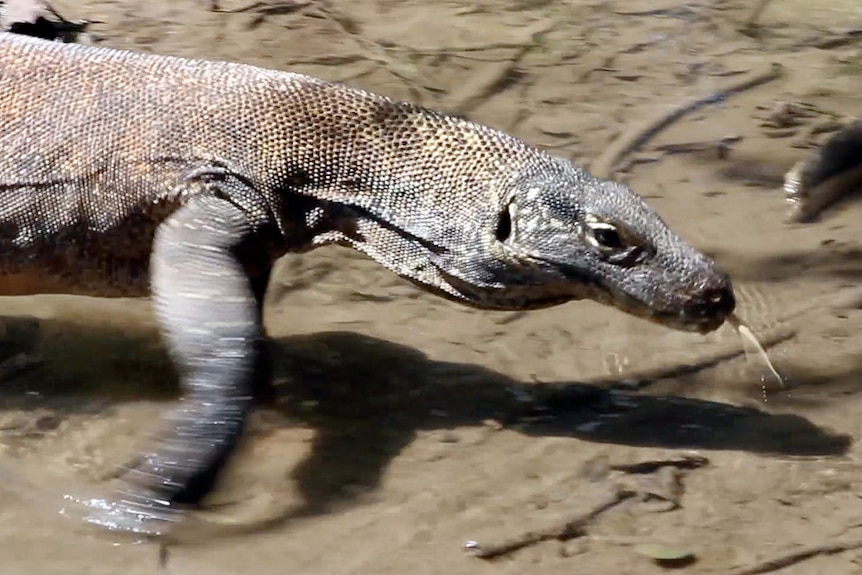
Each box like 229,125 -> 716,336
3,1 -> 862,574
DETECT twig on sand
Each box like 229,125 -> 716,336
805,28 -> 862,50
446,20 -> 556,116
209,1 -> 310,14
465,488 -> 637,560
608,455 -> 708,475
740,0 -> 772,34
725,537 -> 862,575
467,455 -> 710,560
300,0 -> 424,100
590,63 -> 784,179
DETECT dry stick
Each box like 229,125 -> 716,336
210,1 -> 309,14
468,488 -> 637,560
313,0 -> 425,100
448,46 -> 529,117
335,63 -> 377,84
807,28 -> 862,50
590,63 -> 785,179
282,54 -> 365,66
385,38 -> 550,55
446,20 -> 557,117
725,537 -> 862,575
742,0 -> 773,30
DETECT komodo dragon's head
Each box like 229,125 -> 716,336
421,155 -> 735,334
349,151 -> 735,335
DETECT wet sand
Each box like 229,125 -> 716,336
3,1 -> 862,573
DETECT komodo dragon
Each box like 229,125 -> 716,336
0,32 -> 735,532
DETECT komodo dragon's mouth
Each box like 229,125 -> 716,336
601,285 -> 735,335
431,256 -> 736,333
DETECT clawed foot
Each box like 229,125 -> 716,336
79,401 -> 249,535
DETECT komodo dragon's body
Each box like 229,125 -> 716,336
0,32 -> 735,531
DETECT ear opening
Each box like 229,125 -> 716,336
495,202 -> 512,243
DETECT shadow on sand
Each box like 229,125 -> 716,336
0,318 -> 853,522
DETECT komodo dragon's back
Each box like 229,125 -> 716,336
0,31 -> 735,534
0,33 -> 323,296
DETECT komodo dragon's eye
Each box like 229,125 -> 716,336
584,215 -> 648,265
588,223 -> 623,249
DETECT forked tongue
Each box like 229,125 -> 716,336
727,312 -> 785,398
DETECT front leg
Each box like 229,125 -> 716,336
106,191 -> 270,527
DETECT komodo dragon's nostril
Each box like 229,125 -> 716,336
686,285 -> 736,319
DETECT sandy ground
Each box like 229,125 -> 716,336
3,1 -> 862,574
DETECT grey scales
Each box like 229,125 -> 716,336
0,31 -> 735,531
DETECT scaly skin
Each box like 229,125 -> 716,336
0,32 -> 734,532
